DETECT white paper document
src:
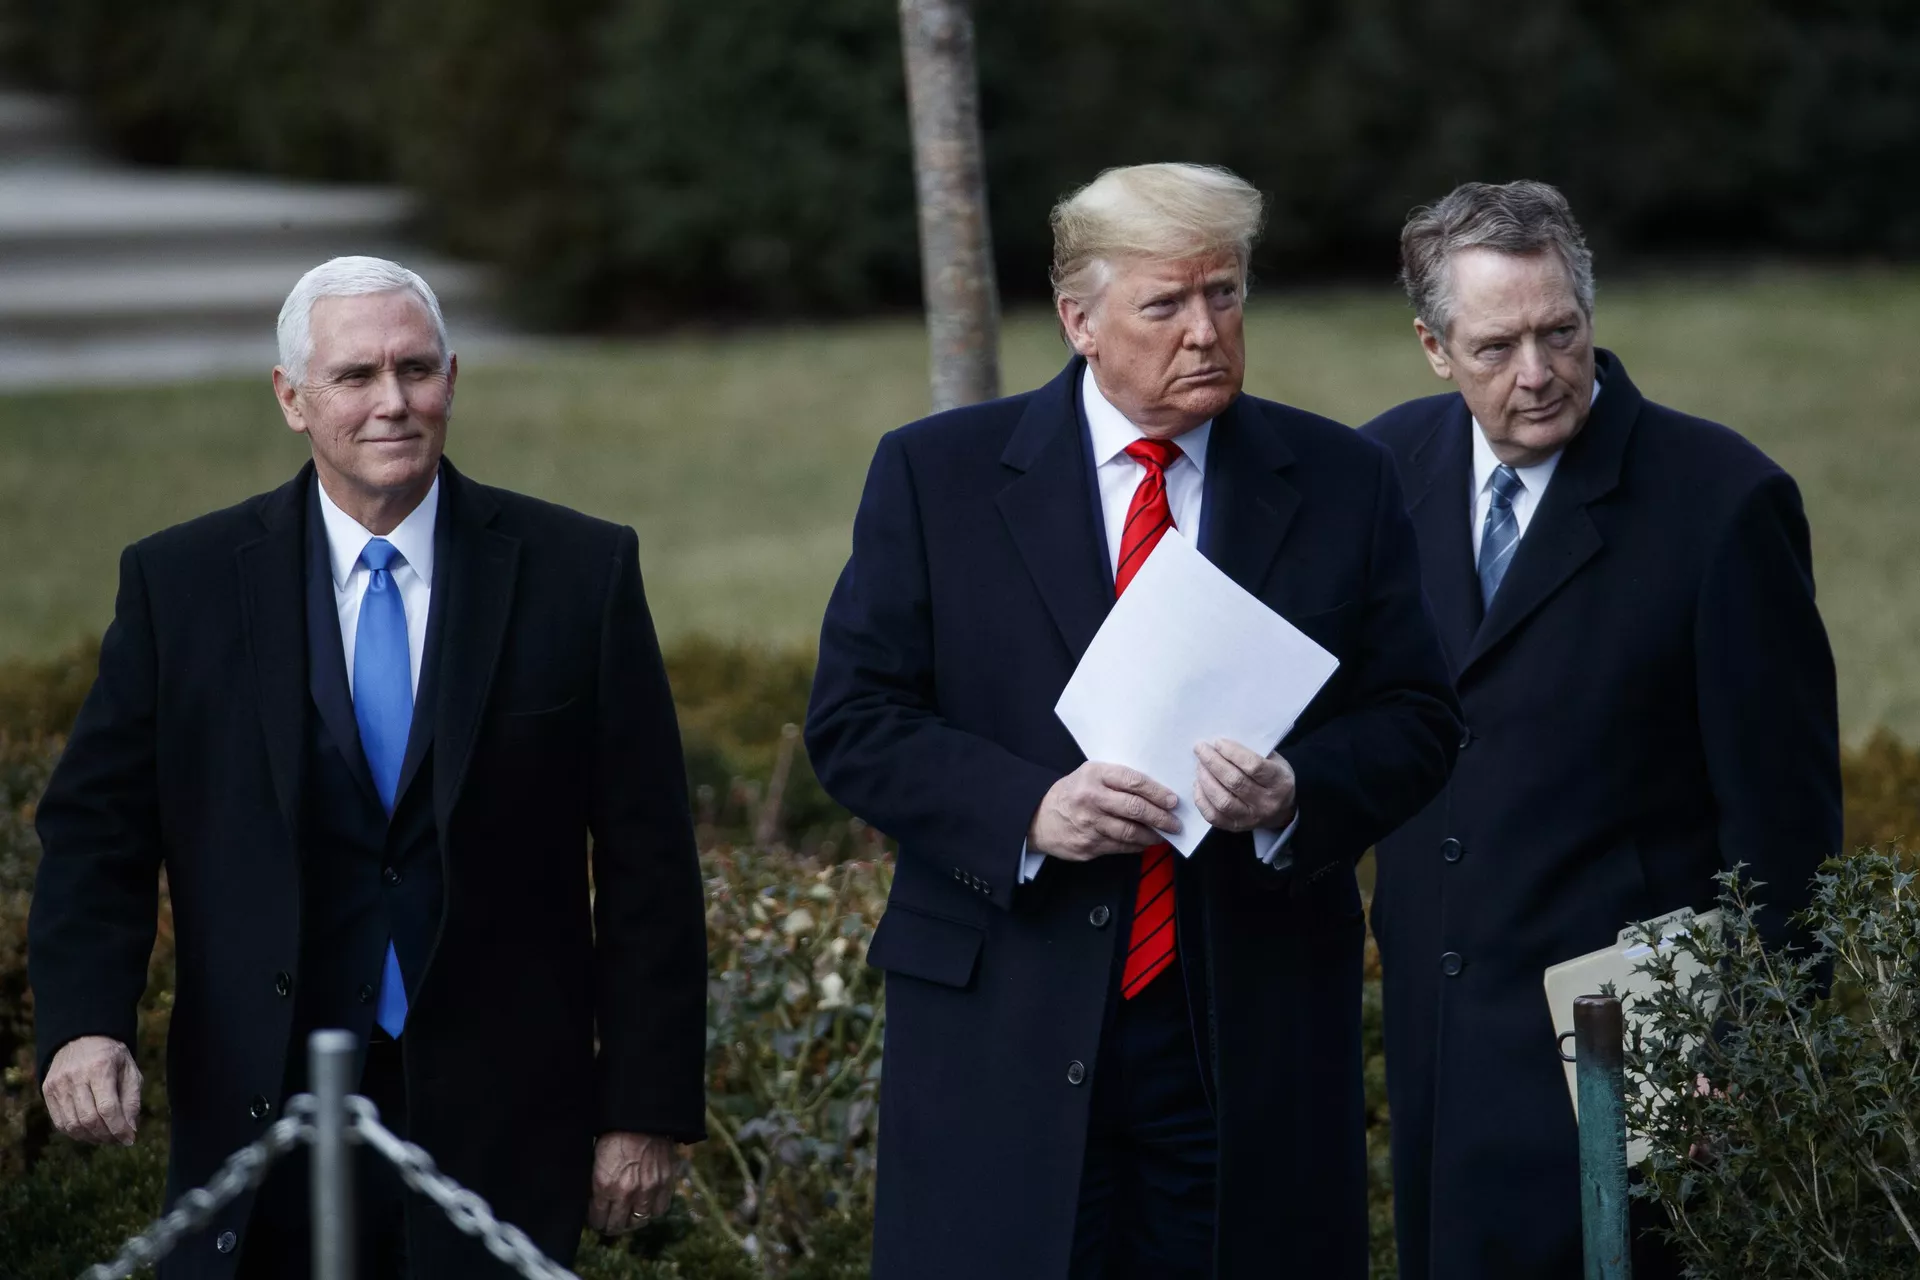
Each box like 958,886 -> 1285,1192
1054,534 -> 1339,856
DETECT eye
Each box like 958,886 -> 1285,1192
1141,297 -> 1177,317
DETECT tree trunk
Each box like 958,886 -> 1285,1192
899,0 -> 1000,413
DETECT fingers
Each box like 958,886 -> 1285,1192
116,1054 -> 143,1144
1095,764 -> 1180,813
1194,766 -> 1247,829
94,1072 -> 135,1145
587,1196 -> 623,1235
1197,739 -> 1274,790
71,1075 -> 112,1144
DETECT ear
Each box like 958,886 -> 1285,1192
1057,293 -> 1098,359
1413,319 -> 1454,382
271,368 -> 309,436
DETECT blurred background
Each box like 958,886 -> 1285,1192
0,0 -> 1913,732
0,2 -> 1916,1276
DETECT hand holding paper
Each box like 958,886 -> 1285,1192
1054,534 -> 1338,855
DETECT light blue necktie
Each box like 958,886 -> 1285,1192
1477,465 -> 1525,607
354,537 -> 412,1038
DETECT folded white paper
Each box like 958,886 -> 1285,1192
1054,533 -> 1339,855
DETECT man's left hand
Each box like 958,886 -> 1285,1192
589,1131 -> 678,1234
1194,739 -> 1297,832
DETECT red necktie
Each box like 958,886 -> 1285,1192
1117,438 -> 1181,998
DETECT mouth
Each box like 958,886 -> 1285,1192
1175,368 -> 1227,383
1514,397 -> 1565,422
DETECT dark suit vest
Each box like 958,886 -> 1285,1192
285,480 -> 446,1082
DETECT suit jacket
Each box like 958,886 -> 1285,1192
29,459 -> 707,1279
1360,350 -> 1842,1279
806,358 -> 1461,1280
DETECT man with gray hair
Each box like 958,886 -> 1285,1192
808,163 -> 1459,1278
1361,182 -> 1841,1277
30,256 -> 708,1277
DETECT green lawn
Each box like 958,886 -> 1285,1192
2,267 -> 1916,738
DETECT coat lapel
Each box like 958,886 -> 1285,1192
994,359 -> 1115,661
238,466 -> 314,839
1459,349 -> 1640,678
394,476 -> 455,806
302,476 -> 383,808
430,460 -> 520,833
1198,394 -> 1299,597
1403,398 -> 1482,667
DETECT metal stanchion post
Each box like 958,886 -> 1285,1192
309,1029 -> 358,1280
1574,994 -> 1631,1280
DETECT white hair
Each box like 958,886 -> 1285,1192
276,256 -> 449,385
1050,163 -> 1266,310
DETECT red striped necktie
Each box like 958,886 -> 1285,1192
1116,437 -> 1181,998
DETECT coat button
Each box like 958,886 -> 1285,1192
1089,905 -> 1111,928
248,1095 -> 271,1120
216,1231 -> 237,1254
1066,1061 -> 1086,1086
359,983 -> 376,1004
382,866 -> 402,886
1459,727 -> 1473,750
1440,838 -> 1463,864
273,971 -> 292,997
1440,952 -> 1464,977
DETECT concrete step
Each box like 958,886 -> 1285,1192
0,90 -> 518,391
0,91 -> 92,167
0,257 -> 491,333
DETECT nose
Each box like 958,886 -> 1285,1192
1513,339 -> 1553,390
371,370 -> 408,417
1182,296 -> 1218,349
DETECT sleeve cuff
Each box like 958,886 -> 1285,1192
1019,841 -> 1047,884
1253,811 -> 1300,868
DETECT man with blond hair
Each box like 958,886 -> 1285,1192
30,257 -> 707,1277
808,164 -> 1459,1278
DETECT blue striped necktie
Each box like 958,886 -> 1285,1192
353,537 -> 412,1038
1478,464 -> 1525,607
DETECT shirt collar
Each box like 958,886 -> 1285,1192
1469,377 -> 1600,498
316,473 -> 440,591
1081,364 -> 1210,475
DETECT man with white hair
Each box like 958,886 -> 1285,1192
807,164 -> 1460,1278
29,257 -> 707,1277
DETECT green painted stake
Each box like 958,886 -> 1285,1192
1574,994 -> 1632,1279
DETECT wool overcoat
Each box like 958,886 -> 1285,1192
1360,351 -> 1842,1278
31,459 -> 708,1278
807,359 -> 1461,1279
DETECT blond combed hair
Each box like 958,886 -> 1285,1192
1049,163 -> 1266,308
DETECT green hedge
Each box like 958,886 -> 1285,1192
9,0 -> 1918,326
1,640 -> 1913,1275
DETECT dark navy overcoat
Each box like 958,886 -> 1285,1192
1360,350 -> 1842,1278
807,359 -> 1460,1279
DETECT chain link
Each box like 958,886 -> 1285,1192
344,1096 -> 580,1280
77,1091 -> 582,1280
77,1098 -> 314,1280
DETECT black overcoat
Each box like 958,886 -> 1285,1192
1359,351 -> 1842,1278
806,359 -> 1461,1279
29,459 -> 707,1278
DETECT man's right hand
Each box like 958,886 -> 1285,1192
42,1035 -> 142,1146
1028,762 -> 1181,861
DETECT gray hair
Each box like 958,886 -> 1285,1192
1399,180 -> 1596,341
276,255 -> 449,385
1050,163 -> 1265,309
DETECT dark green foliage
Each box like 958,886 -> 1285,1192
13,1 -> 1920,325
2,640 -> 1913,1274
1626,856 -> 1920,1277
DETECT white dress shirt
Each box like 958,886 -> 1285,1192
1018,370 -> 1295,884
316,476 -> 438,699
1467,380 -> 1600,558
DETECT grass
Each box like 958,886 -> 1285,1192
1,266 -> 1916,738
